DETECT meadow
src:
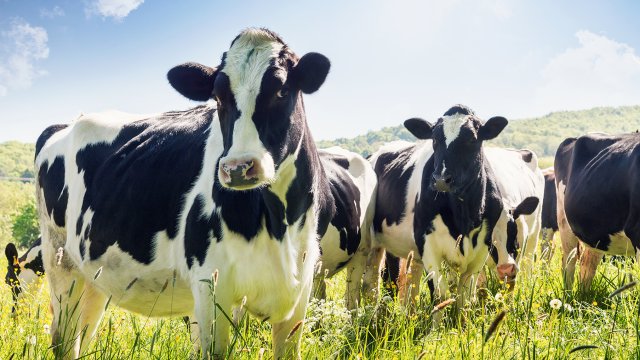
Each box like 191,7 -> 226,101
1,233 -> 639,359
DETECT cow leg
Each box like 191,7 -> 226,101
345,245 -> 368,309
47,269 -> 86,359
578,247 -> 604,294
311,270 -> 327,301
272,281 -> 312,360
540,228 -> 555,261
76,283 -> 108,356
521,221 -> 541,274
557,204 -> 579,291
362,246 -> 385,303
457,273 -> 478,306
191,273 -> 233,359
398,256 -> 423,309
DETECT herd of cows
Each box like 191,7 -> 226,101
3,28 -> 640,359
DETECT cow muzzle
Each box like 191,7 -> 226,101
219,157 -> 262,190
431,174 -> 453,193
496,263 -> 517,287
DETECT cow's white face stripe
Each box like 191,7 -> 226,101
442,113 -> 468,148
220,30 -> 283,180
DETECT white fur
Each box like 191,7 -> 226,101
442,113 -> 468,148
218,31 -> 284,185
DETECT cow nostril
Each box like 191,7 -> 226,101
444,176 -> 452,184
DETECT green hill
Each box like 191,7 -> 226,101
317,105 -> 640,159
0,141 -> 36,178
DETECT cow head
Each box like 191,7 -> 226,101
404,104 -> 508,194
167,28 -> 330,190
497,196 -> 540,281
4,243 -> 21,309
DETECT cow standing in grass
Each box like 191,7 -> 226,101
367,105 -> 543,316
555,132 -> 640,292
36,28 -> 334,359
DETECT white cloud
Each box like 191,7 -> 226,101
40,6 -> 66,18
0,19 -> 49,96
534,30 -> 640,112
87,0 -> 144,20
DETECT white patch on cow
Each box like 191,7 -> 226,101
440,163 -> 447,176
319,224 -> 351,276
220,30 -> 284,183
605,232 -> 635,256
422,216 -> 490,276
442,113 -> 468,148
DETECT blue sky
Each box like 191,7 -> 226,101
1,0 -> 639,142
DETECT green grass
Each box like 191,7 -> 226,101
2,236 -> 639,359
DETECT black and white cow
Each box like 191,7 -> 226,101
314,147 -> 377,308
540,168 -> 558,260
368,105 -> 543,312
4,238 -> 45,313
555,132 -> 640,292
37,28 -> 334,359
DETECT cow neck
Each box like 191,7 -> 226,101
445,156 -> 495,236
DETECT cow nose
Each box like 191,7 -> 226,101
219,158 -> 259,187
496,263 -> 517,284
432,174 -> 453,192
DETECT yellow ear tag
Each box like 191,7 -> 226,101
13,256 -> 19,266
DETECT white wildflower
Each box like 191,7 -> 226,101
43,324 -> 50,334
26,335 -> 37,345
563,303 -> 573,312
494,292 -> 503,301
549,299 -> 562,310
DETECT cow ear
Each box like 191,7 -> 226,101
512,196 -> 539,218
5,243 -> 18,264
291,52 -> 331,94
478,116 -> 508,140
404,118 -> 433,140
167,62 -> 217,102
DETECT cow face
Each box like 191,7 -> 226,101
168,29 -> 330,191
504,197 -> 540,263
404,105 -> 508,194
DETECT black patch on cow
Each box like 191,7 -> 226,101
320,151 -> 362,255
69,106 -> 213,264
287,146 -> 316,230
506,218 -> 519,258
185,195 -> 222,268
518,150 -> 533,163
443,104 -> 474,117
372,145 -> 416,233
38,156 -> 68,227
35,124 -> 68,158
541,171 -> 558,231
263,190 -> 287,240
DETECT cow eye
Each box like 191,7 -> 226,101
276,88 -> 288,99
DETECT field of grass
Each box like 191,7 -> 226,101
2,235 -> 639,359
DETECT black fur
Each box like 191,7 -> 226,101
555,133 -> 640,253
541,170 -> 558,231
38,156 -> 68,227
35,124 -> 67,158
